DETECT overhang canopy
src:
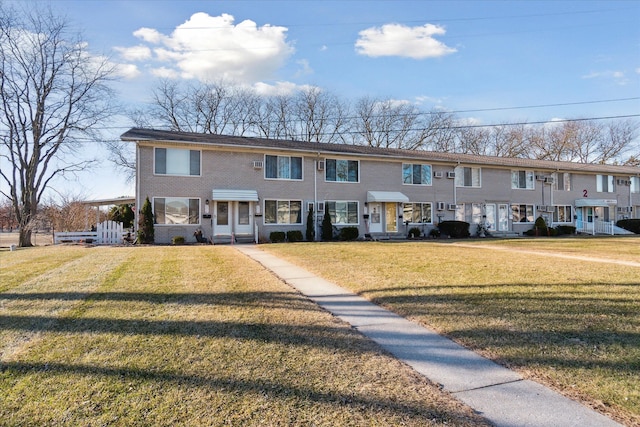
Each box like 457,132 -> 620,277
366,191 -> 409,203
574,199 -> 617,207
211,189 -> 259,202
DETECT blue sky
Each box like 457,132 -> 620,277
8,0 -> 640,199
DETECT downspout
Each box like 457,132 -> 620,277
314,153 -> 319,241
135,143 -> 141,235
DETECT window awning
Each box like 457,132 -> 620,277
366,191 -> 409,203
211,189 -> 259,202
574,199 -> 616,207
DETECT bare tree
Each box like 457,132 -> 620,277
0,4 -> 116,246
291,87 -> 350,143
352,97 -> 424,149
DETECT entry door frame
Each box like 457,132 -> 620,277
385,203 -> 398,233
214,201 -> 231,236
234,201 -> 253,235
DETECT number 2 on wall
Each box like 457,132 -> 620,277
583,189 -> 588,197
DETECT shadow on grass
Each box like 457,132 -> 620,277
0,312 -> 379,352
0,291 -> 318,311
0,360 -> 482,425
362,285 -> 640,373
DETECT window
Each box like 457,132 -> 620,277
265,155 -> 302,180
455,203 -> 465,221
631,177 -> 640,194
511,170 -> 534,189
553,206 -> 572,223
555,172 -> 571,191
264,200 -> 302,225
402,164 -> 432,185
326,201 -> 358,225
455,166 -> 481,187
511,204 -> 534,223
154,198 -> 200,224
402,203 -> 432,223
326,159 -> 359,182
596,175 -> 615,192
155,148 -> 200,176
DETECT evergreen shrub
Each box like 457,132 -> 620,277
617,219 -> 640,234
438,221 -> 470,238
269,231 -> 286,243
287,230 -> 304,242
338,226 -> 359,241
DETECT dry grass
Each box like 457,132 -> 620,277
264,238 -> 640,426
0,245 -> 488,426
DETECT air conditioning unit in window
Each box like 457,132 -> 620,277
617,179 -> 631,186
617,206 -> 632,213
436,202 -> 445,211
446,171 -> 456,179
535,175 -> 546,181
317,160 -> 325,171
252,160 -> 264,169
434,171 -> 443,179
447,204 -> 457,210
544,177 -> 554,184
316,201 -> 325,213
537,205 -> 553,212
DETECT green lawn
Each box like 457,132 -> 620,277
0,245 -> 487,426
264,238 -> 640,426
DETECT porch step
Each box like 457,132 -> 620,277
212,234 -> 255,245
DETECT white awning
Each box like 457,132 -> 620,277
574,199 -> 616,207
366,191 -> 409,203
211,189 -> 259,202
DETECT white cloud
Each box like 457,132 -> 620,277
294,59 -> 313,77
252,81 -> 314,96
355,23 -> 456,59
124,12 -> 294,83
150,66 -> 180,79
582,70 -> 629,85
114,63 -> 141,79
114,45 -> 152,61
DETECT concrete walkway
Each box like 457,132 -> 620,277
236,245 -> 622,427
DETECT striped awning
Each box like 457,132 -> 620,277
366,191 -> 409,203
211,189 -> 259,202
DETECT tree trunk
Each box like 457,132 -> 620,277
19,228 -> 33,247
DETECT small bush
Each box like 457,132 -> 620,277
429,228 -> 440,238
171,236 -> 185,245
438,221 -> 470,238
555,225 -> 576,235
269,231 -> 286,243
287,230 -> 304,242
617,219 -> 640,234
525,216 -> 551,236
338,227 -> 359,241
408,227 -> 421,238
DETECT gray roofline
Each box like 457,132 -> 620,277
121,127 -> 640,175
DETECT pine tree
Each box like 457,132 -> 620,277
321,209 -> 333,241
306,205 -> 315,241
137,197 -> 155,244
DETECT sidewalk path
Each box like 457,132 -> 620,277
236,245 -> 622,427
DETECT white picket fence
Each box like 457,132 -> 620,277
55,220 -> 124,245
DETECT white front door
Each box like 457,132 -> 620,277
214,201 -> 231,236
369,203 -> 382,233
235,201 -> 253,235
485,204 -> 496,231
498,203 -> 509,231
